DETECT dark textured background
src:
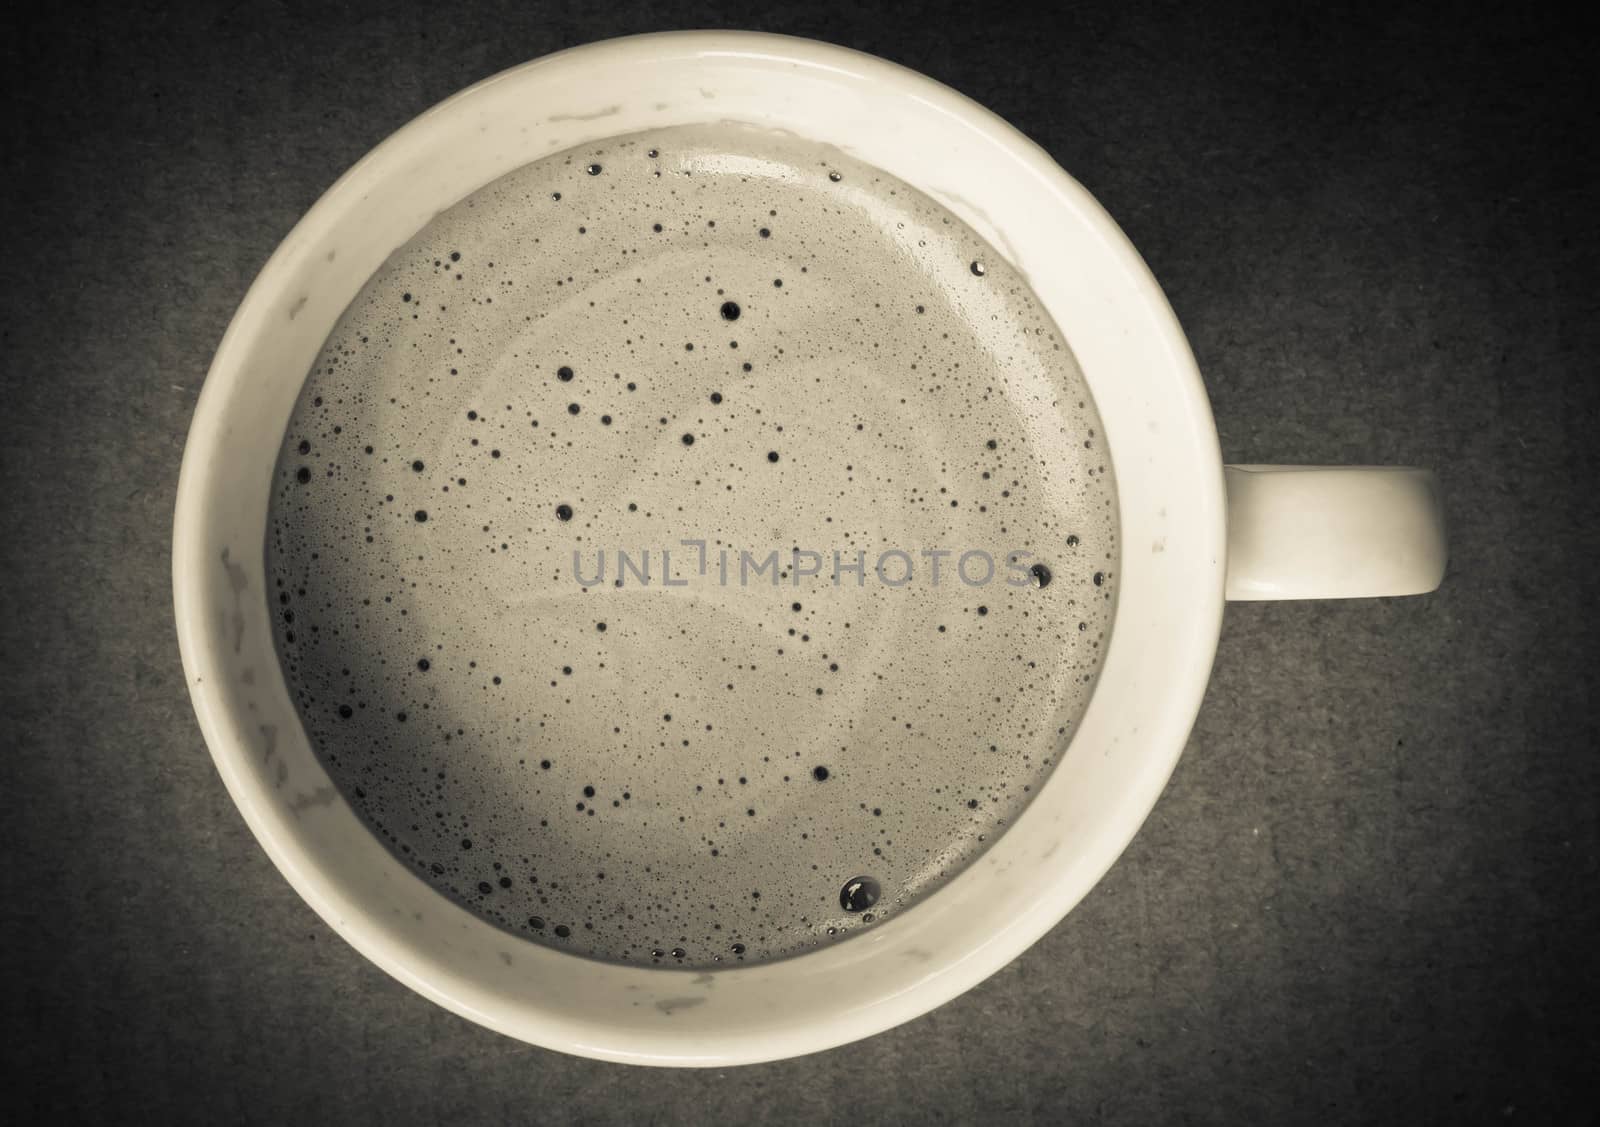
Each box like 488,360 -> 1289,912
2,1 -> 1597,1123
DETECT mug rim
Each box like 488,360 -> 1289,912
173,29 -> 1226,1064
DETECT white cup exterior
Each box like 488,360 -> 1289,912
173,31 -> 1227,1065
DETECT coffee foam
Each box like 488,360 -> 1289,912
266,123 -> 1118,967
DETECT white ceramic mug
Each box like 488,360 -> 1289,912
173,31 -> 1447,1066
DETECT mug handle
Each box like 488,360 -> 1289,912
1223,466 -> 1448,600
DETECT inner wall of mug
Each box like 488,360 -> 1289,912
174,32 -> 1225,1063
